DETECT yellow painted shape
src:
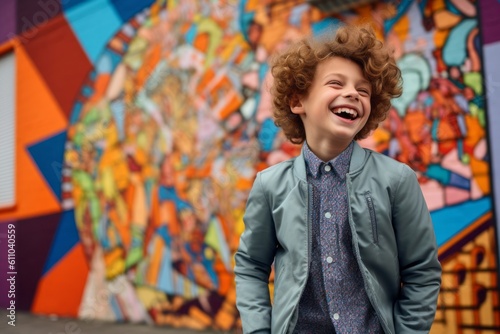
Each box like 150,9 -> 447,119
434,10 -> 461,30
219,34 -> 250,62
136,285 -> 167,309
101,167 -> 117,200
104,248 -> 125,279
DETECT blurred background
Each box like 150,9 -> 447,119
1,0 -> 500,333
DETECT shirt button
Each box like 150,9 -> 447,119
333,313 -> 340,320
324,165 -> 332,172
326,256 -> 333,263
324,212 -> 332,219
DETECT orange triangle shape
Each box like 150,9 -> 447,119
0,46 -> 68,220
31,243 -> 89,317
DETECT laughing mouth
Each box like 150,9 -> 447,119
331,107 -> 358,120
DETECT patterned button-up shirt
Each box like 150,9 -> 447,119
293,142 -> 382,334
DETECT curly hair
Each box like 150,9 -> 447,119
270,24 -> 402,144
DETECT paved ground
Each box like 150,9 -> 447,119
0,312 -> 237,334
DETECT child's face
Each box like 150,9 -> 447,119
291,56 -> 372,146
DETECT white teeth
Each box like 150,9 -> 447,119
331,107 -> 358,118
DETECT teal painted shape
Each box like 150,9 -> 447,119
431,197 -> 491,246
442,19 -> 477,66
392,53 -> 431,116
64,0 -> 123,64
425,164 -> 451,185
312,17 -> 340,37
185,25 -> 197,45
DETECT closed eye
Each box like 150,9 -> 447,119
328,80 -> 342,87
358,88 -> 371,96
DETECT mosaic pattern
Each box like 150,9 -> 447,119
1,0 -> 499,332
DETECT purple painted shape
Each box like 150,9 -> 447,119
16,0 -> 62,37
0,0 -> 16,44
479,0 -> 500,44
0,213 -> 61,311
16,212 -> 62,311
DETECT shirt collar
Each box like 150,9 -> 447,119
303,141 -> 354,179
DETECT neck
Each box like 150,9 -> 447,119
307,139 -> 351,162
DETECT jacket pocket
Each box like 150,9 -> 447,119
364,191 -> 378,244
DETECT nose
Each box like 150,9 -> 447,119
342,87 -> 359,100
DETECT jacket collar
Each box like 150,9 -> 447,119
303,142 -> 353,179
293,141 -> 367,181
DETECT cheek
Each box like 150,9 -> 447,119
363,100 -> 372,116
361,105 -> 372,126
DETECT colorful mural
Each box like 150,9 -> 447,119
1,0 -> 500,332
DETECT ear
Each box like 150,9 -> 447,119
290,95 -> 305,115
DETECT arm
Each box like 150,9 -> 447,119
392,164 -> 442,333
234,173 -> 277,334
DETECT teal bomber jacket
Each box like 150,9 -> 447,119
234,141 -> 442,334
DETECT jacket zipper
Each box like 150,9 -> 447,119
286,182 -> 312,334
347,176 -> 392,334
364,192 -> 379,244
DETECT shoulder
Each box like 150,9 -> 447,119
258,157 -> 296,179
359,148 -> 418,190
363,148 -> 412,174
253,157 -> 301,198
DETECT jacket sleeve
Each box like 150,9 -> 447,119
234,172 -> 277,334
392,164 -> 442,333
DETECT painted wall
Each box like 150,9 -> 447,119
1,0 -> 500,332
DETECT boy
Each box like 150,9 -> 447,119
234,25 -> 442,334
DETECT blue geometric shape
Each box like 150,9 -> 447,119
432,196 -> 491,247
259,118 -> 279,152
27,130 -> 67,201
61,0 -> 90,11
238,0 -> 255,43
158,246 -> 175,294
185,25 -> 198,45
82,85 -> 93,97
289,4 -> 309,27
449,172 -> 470,190
312,17 -> 340,37
110,100 -> 125,140
158,186 -> 192,211
96,51 -> 114,74
64,0 -> 123,64
42,210 -> 80,275
384,0 -> 413,33
110,295 -> 124,320
157,225 -> 172,247
70,101 -> 84,124
110,0 -> 154,22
